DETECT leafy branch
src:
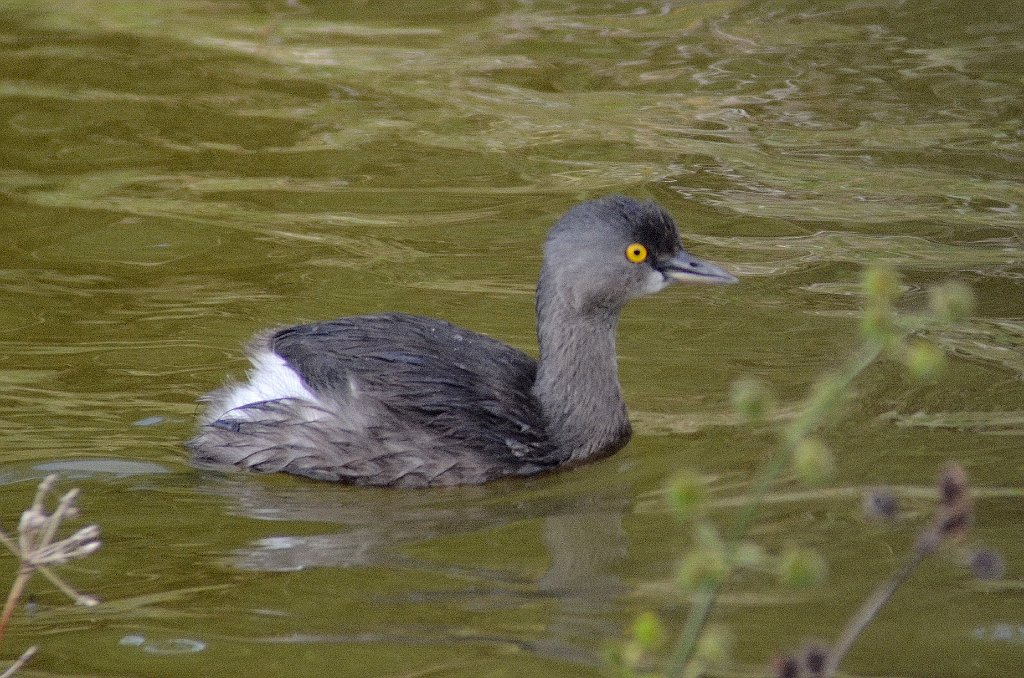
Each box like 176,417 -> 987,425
610,266 -> 994,678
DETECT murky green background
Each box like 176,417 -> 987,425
1,1 -> 1022,676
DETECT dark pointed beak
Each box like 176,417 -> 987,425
659,250 -> 738,285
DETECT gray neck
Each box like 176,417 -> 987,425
532,277 -> 632,464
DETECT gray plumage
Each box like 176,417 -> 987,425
187,196 -> 737,487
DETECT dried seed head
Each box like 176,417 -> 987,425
937,509 -> 973,541
18,509 -> 47,535
771,654 -> 801,678
802,643 -> 830,677
68,524 -> 100,545
934,462 -> 973,541
29,546 -> 70,567
58,488 -> 80,507
969,549 -> 1006,581
31,475 -> 58,512
938,462 -> 969,507
70,540 -> 102,558
863,487 -> 899,521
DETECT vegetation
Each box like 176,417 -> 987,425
0,475 -> 101,676
610,267 -> 1004,677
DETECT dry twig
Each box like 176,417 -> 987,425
0,475 -> 101,674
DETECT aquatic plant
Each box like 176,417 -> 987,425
774,461 -> 979,678
611,267 -> 1004,677
0,475 -> 101,675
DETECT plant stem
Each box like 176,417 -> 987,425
0,645 -> 36,678
0,569 -> 32,645
822,530 -> 936,677
666,339 -> 886,676
0,529 -> 96,607
38,489 -> 78,549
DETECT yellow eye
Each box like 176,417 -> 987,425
625,243 -> 648,263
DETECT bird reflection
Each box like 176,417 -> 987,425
201,473 -> 630,665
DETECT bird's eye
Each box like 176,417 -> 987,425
625,243 -> 648,263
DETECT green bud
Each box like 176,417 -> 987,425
694,521 -> 725,552
731,541 -> 766,568
682,660 -> 706,678
778,546 -> 827,588
904,340 -> 945,380
695,624 -> 734,665
792,437 -> 836,485
863,265 -> 901,303
667,471 -> 707,522
861,266 -> 904,343
861,303 -> 896,342
620,640 -> 643,668
796,374 -> 848,428
678,548 -> 728,590
731,377 -> 775,422
929,282 -> 975,323
631,611 -> 666,650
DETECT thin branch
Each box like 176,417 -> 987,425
0,529 -> 97,606
0,475 -> 101,661
822,540 -> 931,677
823,463 -> 971,677
0,571 -> 31,645
666,338 -> 887,676
0,646 -> 36,678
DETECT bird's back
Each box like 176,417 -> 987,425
188,313 -> 564,486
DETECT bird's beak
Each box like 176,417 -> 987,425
660,250 -> 738,285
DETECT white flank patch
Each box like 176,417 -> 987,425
216,351 -> 320,417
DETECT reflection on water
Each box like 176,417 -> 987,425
0,0 -> 1021,676
203,474 -> 630,666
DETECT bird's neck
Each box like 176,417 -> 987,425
533,285 -> 632,464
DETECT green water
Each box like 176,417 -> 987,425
1,1 -> 1022,675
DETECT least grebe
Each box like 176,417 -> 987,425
188,196 -> 736,487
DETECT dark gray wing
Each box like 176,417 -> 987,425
269,313 -> 563,469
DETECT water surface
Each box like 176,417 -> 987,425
0,1 -> 1022,676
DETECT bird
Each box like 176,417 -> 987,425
187,196 -> 736,487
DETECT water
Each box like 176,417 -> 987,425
1,1 -> 1022,675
